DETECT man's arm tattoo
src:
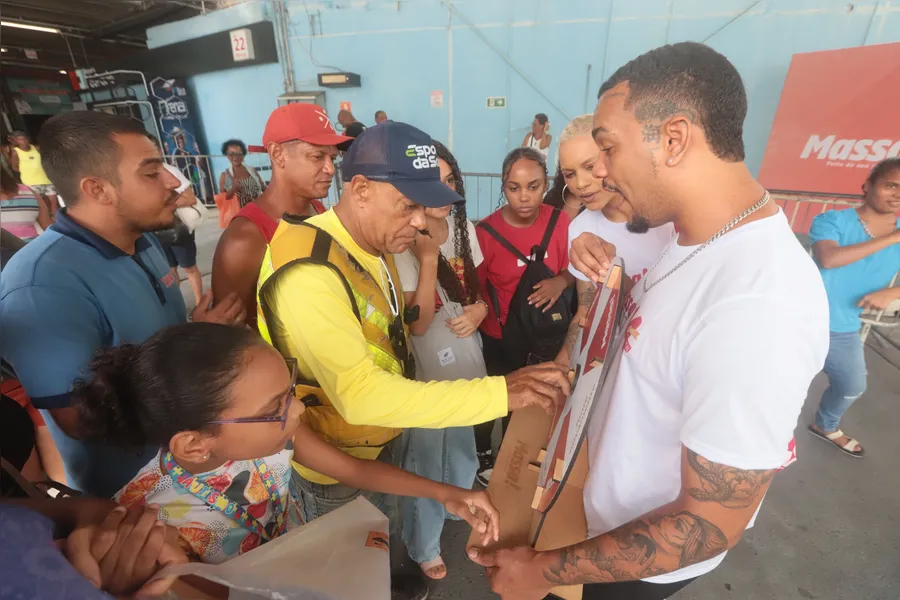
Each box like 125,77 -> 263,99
686,450 -> 774,509
559,285 -> 598,362
542,510 -> 728,585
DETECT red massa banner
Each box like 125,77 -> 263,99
758,42 -> 900,196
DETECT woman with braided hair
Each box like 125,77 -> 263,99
393,140 -> 489,580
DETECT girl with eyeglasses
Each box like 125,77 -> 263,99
73,322 -> 498,564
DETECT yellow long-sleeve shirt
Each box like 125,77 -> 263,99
266,209 -> 508,483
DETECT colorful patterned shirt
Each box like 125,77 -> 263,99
114,443 -> 301,564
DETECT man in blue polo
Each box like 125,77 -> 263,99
0,111 -> 244,497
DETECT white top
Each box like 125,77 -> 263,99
394,216 -> 484,293
567,209 -> 675,283
164,163 -> 192,194
526,133 -> 550,159
583,209 -> 829,583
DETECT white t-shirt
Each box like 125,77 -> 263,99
394,216 -> 484,293
567,209 -> 675,283
583,208 -> 829,584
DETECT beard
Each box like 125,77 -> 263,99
627,214 -> 651,233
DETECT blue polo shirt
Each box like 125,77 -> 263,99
0,209 -> 186,497
809,208 -> 900,333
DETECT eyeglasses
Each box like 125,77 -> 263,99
207,359 -> 299,431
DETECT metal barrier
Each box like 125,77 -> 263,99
161,153 -> 343,208
461,172 -> 504,220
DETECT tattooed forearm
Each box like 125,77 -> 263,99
542,510 -> 728,585
686,450 -> 774,509
557,284 -> 598,364
579,284 -> 598,308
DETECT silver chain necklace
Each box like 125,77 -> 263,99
857,211 -> 875,238
642,191 -> 771,293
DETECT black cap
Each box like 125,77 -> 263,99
341,122 -> 462,208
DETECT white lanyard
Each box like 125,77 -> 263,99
379,256 -> 400,318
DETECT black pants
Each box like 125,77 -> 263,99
581,577 -> 696,600
475,333 -> 518,454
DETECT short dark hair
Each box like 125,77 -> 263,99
11,130 -> 26,138
598,41 -> 747,162
74,323 -> 267,449
375,110 -> 386,118
866,157 -> 900,188
534,113 -> 549,125
221,139 -> 247,156
38,111 -> 147,206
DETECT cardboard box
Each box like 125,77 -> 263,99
468,406 -> 588,600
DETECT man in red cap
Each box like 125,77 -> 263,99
212,103 -> 351,330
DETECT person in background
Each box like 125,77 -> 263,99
375,110 -> 389,125
807,157 -> 900,458
522,113 -> 551,160
0,111 -> 244,498
212,104 -> 351,330
1,164 -> 51,241
473,147 -> 573,485
159,162 -> 205,308
337,109 -> 367,139
256,122 -> 569,600
469,41 -> 829,600
9,130 -> 59,218
218,139 -> 266,209
554,114 -> 675,365
73,323 -> 498,564
393,141 -> 488,580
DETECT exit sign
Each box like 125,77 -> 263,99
486,96 -> 507,109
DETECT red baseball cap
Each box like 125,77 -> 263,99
248,103 -> 351,152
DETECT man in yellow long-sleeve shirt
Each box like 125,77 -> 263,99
256,123 -> 568,551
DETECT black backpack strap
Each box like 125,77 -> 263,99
538,208 -> 562,257
477,221 -> 530,264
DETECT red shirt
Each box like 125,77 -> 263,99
476,204 -> 570,339
234,199 -> 327,243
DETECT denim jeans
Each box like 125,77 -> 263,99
400,426 -> 478,564
814,331 -> 868,432
290,437 -> 403,565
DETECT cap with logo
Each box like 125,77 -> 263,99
341,122 -> 462,208
248,103 -> 351,152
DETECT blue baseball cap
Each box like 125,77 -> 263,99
341,122 -> 462,208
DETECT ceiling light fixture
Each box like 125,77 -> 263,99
59,69 -> 67,74
0,48 -> 7,53
1,21 -> 60,34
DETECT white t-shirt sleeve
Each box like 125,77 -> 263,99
393,249 -> 420,293
467,219 -> 484,268
680,296 -> 818,471
566,213 -> 590,282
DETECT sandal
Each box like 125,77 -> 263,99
419,556 -> 447,580
807,425 -> 865,458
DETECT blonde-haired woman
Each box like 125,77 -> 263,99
551,114 -> 675,365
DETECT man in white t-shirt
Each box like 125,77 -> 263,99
468,42 -> 829,600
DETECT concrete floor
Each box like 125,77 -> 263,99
187,216 -> 900,600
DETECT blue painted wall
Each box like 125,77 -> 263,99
147,0 -> 900,218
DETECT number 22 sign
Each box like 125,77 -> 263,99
229,28 -> 255,62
